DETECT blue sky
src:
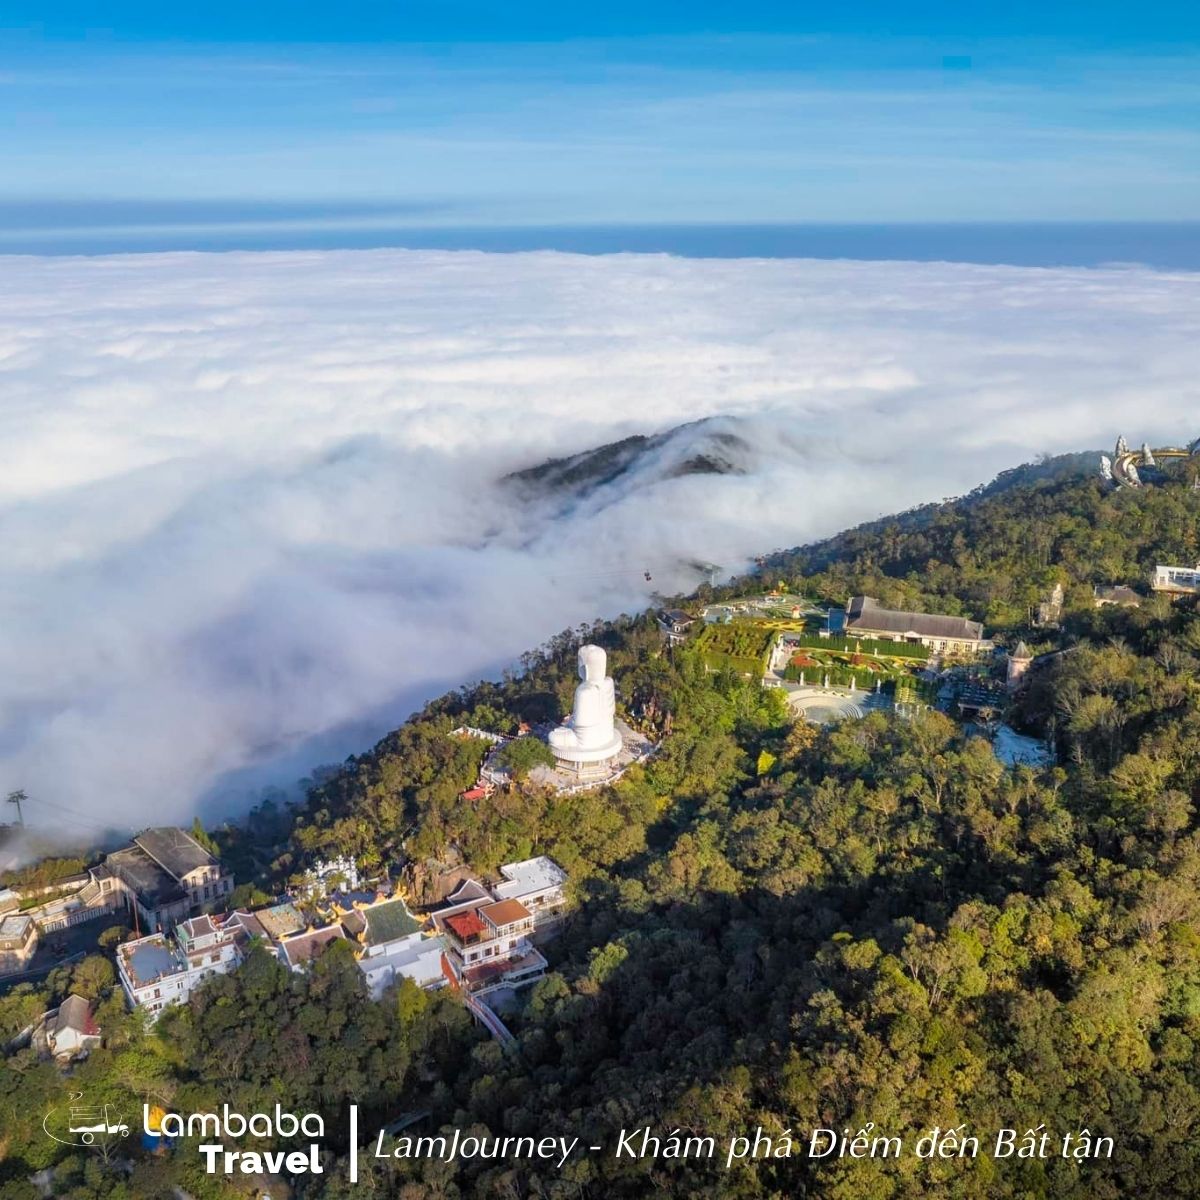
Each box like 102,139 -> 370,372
2,2 -> 1198,239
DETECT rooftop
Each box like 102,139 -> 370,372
362,898 -> 421,946
659,608 -> 694,625
444,878 -> 490,906
444,910 -> 488,942
958,680 -> 1008,709
493,856 -> 567,901
120,936 -> 183,989
480,899 -> 532,928
134,827 -> 216,880
177,914 -> 220,942
54,994 -> 99,1037
106,845 -> 186,907
1095,584 -> 1142,604
845,596 -> 986,643
225,909 -> 267,942
0,914 -> 34,943
254,902 -> 306,941
279,925 -> 344,968
363,931 -> 446,977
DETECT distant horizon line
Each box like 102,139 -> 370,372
3,218 -> 1198,270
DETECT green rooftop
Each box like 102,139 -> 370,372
363,898 -> 421,946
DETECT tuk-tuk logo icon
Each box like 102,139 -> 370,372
43,1092 -> 131,1147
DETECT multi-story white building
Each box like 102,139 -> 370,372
1152,563 -> 1200,595
337,895 -> 439,996
434,896 -> 547,995
427,855 -> 569,995
116,913 -> 243,1018
491,857 -> 568,926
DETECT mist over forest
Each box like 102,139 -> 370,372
2,249 -> 1198,834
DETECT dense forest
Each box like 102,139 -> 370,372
5,460 -> 1200,1199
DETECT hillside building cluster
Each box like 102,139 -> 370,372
116,850 -> 568,1019
5,826 -> 234,956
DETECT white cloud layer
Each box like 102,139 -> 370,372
1,248 -> 1198,838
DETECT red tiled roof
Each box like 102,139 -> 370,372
445,911 -> 487,940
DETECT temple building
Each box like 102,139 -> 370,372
548,645 -> 625,779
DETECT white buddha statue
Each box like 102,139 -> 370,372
548,645 -> 624,770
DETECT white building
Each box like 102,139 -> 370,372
656,609 -> 695,646
335,894 -> 446,997
844,595 -> 992,657
106,827 -> 234,933
30,866 -> 125,934
46,994 -> 102,1060
491,856 -> 568,926
1152,564 -> 1200,595
358,931 -> 447,999
434,897 -> 548,996
117,935 -> 192,1016
117,913 -> 243,1018
0,914 -> 38,975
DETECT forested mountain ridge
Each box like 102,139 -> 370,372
5,460 -> 1200,1199
766,453 -> 1198,626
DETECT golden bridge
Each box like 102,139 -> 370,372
1105,436 -> 1200,488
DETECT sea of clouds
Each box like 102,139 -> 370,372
2,248 -> 1198,841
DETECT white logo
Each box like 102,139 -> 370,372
43,1091 -> 131,1148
